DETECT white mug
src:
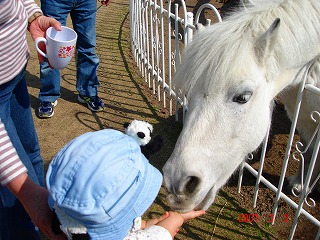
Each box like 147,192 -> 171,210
35,26 -> 77,69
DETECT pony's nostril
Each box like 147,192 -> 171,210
185,176 -> 200,194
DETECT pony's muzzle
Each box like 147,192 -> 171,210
165,173 -> 201,196
164,171 -> 203,211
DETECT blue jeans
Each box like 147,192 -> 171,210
0,66 -> 43,239
39,0 -> 100,102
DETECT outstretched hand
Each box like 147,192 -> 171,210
177,210 -> 206,221
143,212 -> 170,229
143,210 -> 205,238
161,210 -> 205,237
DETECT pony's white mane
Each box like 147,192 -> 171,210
175,0 -> 320,96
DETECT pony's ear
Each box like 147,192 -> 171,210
195,23 -> 207,33
254,18 -> 280,66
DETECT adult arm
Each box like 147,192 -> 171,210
0,121 -> 27,185
0,0 -> 61,83
20,0 -> 62,62
6,173 -> 67,239
0,121 -> 66,240
25,0 -> 62,63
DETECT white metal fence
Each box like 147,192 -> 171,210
129,0 -> 320,239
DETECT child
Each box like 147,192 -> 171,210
46,129 -> 205,239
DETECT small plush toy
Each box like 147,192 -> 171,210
124,120 -> 153,146
124,120 -> 163,159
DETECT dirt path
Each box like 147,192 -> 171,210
27,1 -> 155,163
26,1 -> 319,239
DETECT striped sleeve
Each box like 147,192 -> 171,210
0,0 -> 42,85
21,0 -> 42,18
0,120 -> 27,186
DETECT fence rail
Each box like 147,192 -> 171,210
129,0 -> 320,239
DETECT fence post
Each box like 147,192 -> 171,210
186,12 -> 193,44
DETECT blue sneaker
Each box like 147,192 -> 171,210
37,100 -> 58,118
78,95 -> 105,112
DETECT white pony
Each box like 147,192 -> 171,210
163,0 -> 320,212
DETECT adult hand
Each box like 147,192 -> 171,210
28,16 -> 62,63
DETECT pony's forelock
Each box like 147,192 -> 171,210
174,14 -> 255,96
173,0 -> 320,96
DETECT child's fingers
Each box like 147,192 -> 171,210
181,210 -> 206,221
154,212 -> 170,223
160,212 -> 170,220
145,212 -> 170,228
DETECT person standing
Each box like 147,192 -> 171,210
37,0 -> 109,118
0,0 -> 65,239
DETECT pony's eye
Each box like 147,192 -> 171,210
233,92 -> 252,104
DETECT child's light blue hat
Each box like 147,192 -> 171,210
46,129 -> 163,239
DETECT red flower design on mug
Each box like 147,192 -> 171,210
58,45 -> 75,58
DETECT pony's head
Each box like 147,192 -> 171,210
163,14 -> 283,211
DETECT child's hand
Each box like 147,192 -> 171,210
142,212 -> 170,229
177,210 -> 206,222
155,210 -> 205,238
